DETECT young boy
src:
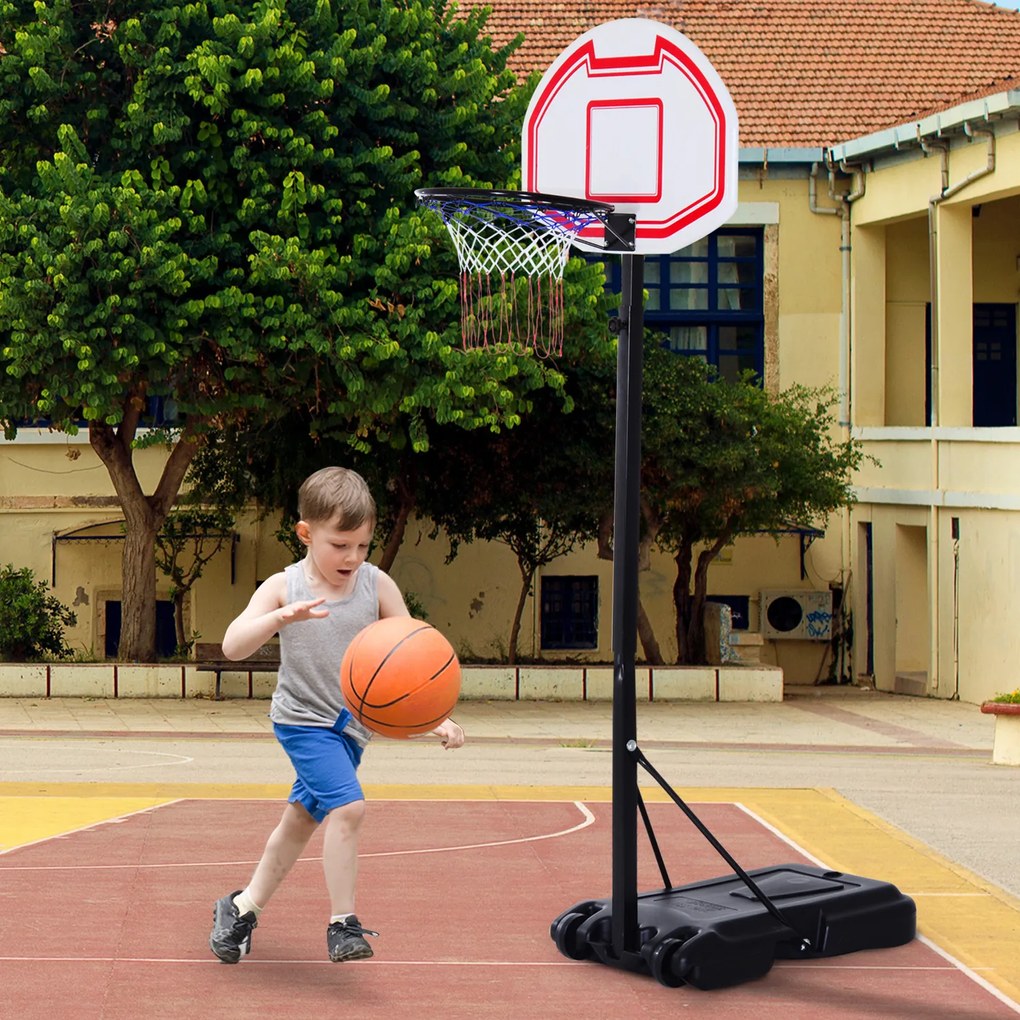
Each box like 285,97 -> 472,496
209,466 -> 464,964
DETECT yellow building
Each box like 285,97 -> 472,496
832,86 -> 1020,704
4,2 -> 1020,703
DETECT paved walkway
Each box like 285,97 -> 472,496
1,685 -> 1017,897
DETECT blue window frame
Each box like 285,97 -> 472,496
601,228 -> 765,382
541,575 -> 599,650
13,393 -> 180,430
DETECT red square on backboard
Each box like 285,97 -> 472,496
585,99 -> 664,203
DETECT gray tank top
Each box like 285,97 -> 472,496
269,560 -> 378,746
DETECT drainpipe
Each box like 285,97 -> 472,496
810,160 -> 864,429
925,124 -> 996,697
836,160 -> 865,429
810,159 -> 864,683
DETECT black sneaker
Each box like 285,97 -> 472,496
209,890 -> 258,963
327,916 -> 378,962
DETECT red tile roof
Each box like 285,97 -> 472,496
480,0 -> 1020,148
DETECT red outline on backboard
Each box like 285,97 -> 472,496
524,32 -> 729,243
585,98 -> 663,203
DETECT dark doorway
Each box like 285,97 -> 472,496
972,303 -> 1017,426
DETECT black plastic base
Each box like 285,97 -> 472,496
551,863 -> 916,990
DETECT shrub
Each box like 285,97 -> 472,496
0,564 -> 77,661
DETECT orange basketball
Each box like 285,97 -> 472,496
340,617 -> 461,739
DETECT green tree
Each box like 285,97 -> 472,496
0,0 -> 550,660
422,329 -> 616,663
641,347 -> 864,664
0,563 -> 77,660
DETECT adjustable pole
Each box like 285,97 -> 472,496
611,247 -> 644,957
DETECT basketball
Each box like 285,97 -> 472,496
340,617 -> 461,739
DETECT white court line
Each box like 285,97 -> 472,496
920,934 -> 1020,1015
0,956 -> 978,971
0,743 -> 194,774
0,956 -> 586,966
734,802 -> 1020,1015
0,800 -> 597,870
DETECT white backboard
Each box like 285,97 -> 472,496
522,18 -> 739,255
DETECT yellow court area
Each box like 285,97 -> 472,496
2,780 -> 1019,1008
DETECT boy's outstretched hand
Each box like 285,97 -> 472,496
433,718 -> 465,749
278,598 -> 329,624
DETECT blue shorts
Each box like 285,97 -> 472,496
273,712 -> 365,823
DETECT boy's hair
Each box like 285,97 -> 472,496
297,467 -> 376,529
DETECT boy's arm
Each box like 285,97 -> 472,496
377,571 -> 411,619
221,572 -> 327,660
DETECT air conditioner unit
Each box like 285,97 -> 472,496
760,590 -> 833,641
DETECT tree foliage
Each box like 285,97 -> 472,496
420,338 -> 616,662
0,0 -> 554,659
640,346 -> 864,664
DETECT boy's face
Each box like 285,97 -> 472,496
295,518 -> 374,586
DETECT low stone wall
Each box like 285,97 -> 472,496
0,662 -> 783,702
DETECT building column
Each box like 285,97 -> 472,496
850,223 -> 887,427
931,201 -> 973,427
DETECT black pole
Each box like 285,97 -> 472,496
611,250 -> 644,957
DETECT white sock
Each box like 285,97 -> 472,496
233,889 -> 263,919
330,913 -> 354,925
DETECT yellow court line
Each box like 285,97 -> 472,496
2,781 -> 1018,1007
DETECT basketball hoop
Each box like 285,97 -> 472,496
414,187 -> 614,356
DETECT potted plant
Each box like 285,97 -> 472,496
980,689 -> 1020,766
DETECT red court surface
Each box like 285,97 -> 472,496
0,797 -> 1016,1019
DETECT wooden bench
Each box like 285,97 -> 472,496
194,642 -> 279,699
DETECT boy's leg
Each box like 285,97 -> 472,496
246,800 -> 320,907
323,799 -> 378,962
322,799 -> 366,916
209,802 -> 319,963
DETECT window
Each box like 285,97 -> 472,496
600,228 -> 765,381
972,304 -> 1017,427
925,303 -> 1018,426
14,393 -> 179,430
541,575 -> 599,650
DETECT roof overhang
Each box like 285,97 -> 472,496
738,146 -> 826,165
827,88 -> 1020,163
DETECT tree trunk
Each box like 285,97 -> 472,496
637,597 -> 663,664
120,520 -> 160,659
378,484 -> 414,574
173,589 -> 187,652
90,416 -> 200,661
675,530 -> 734,666
673,540 -> 695,663
597,507 -> 664,663
507,564 -> 534,666
686,552 -> 711,667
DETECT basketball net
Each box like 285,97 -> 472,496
415,189 -> 611,357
